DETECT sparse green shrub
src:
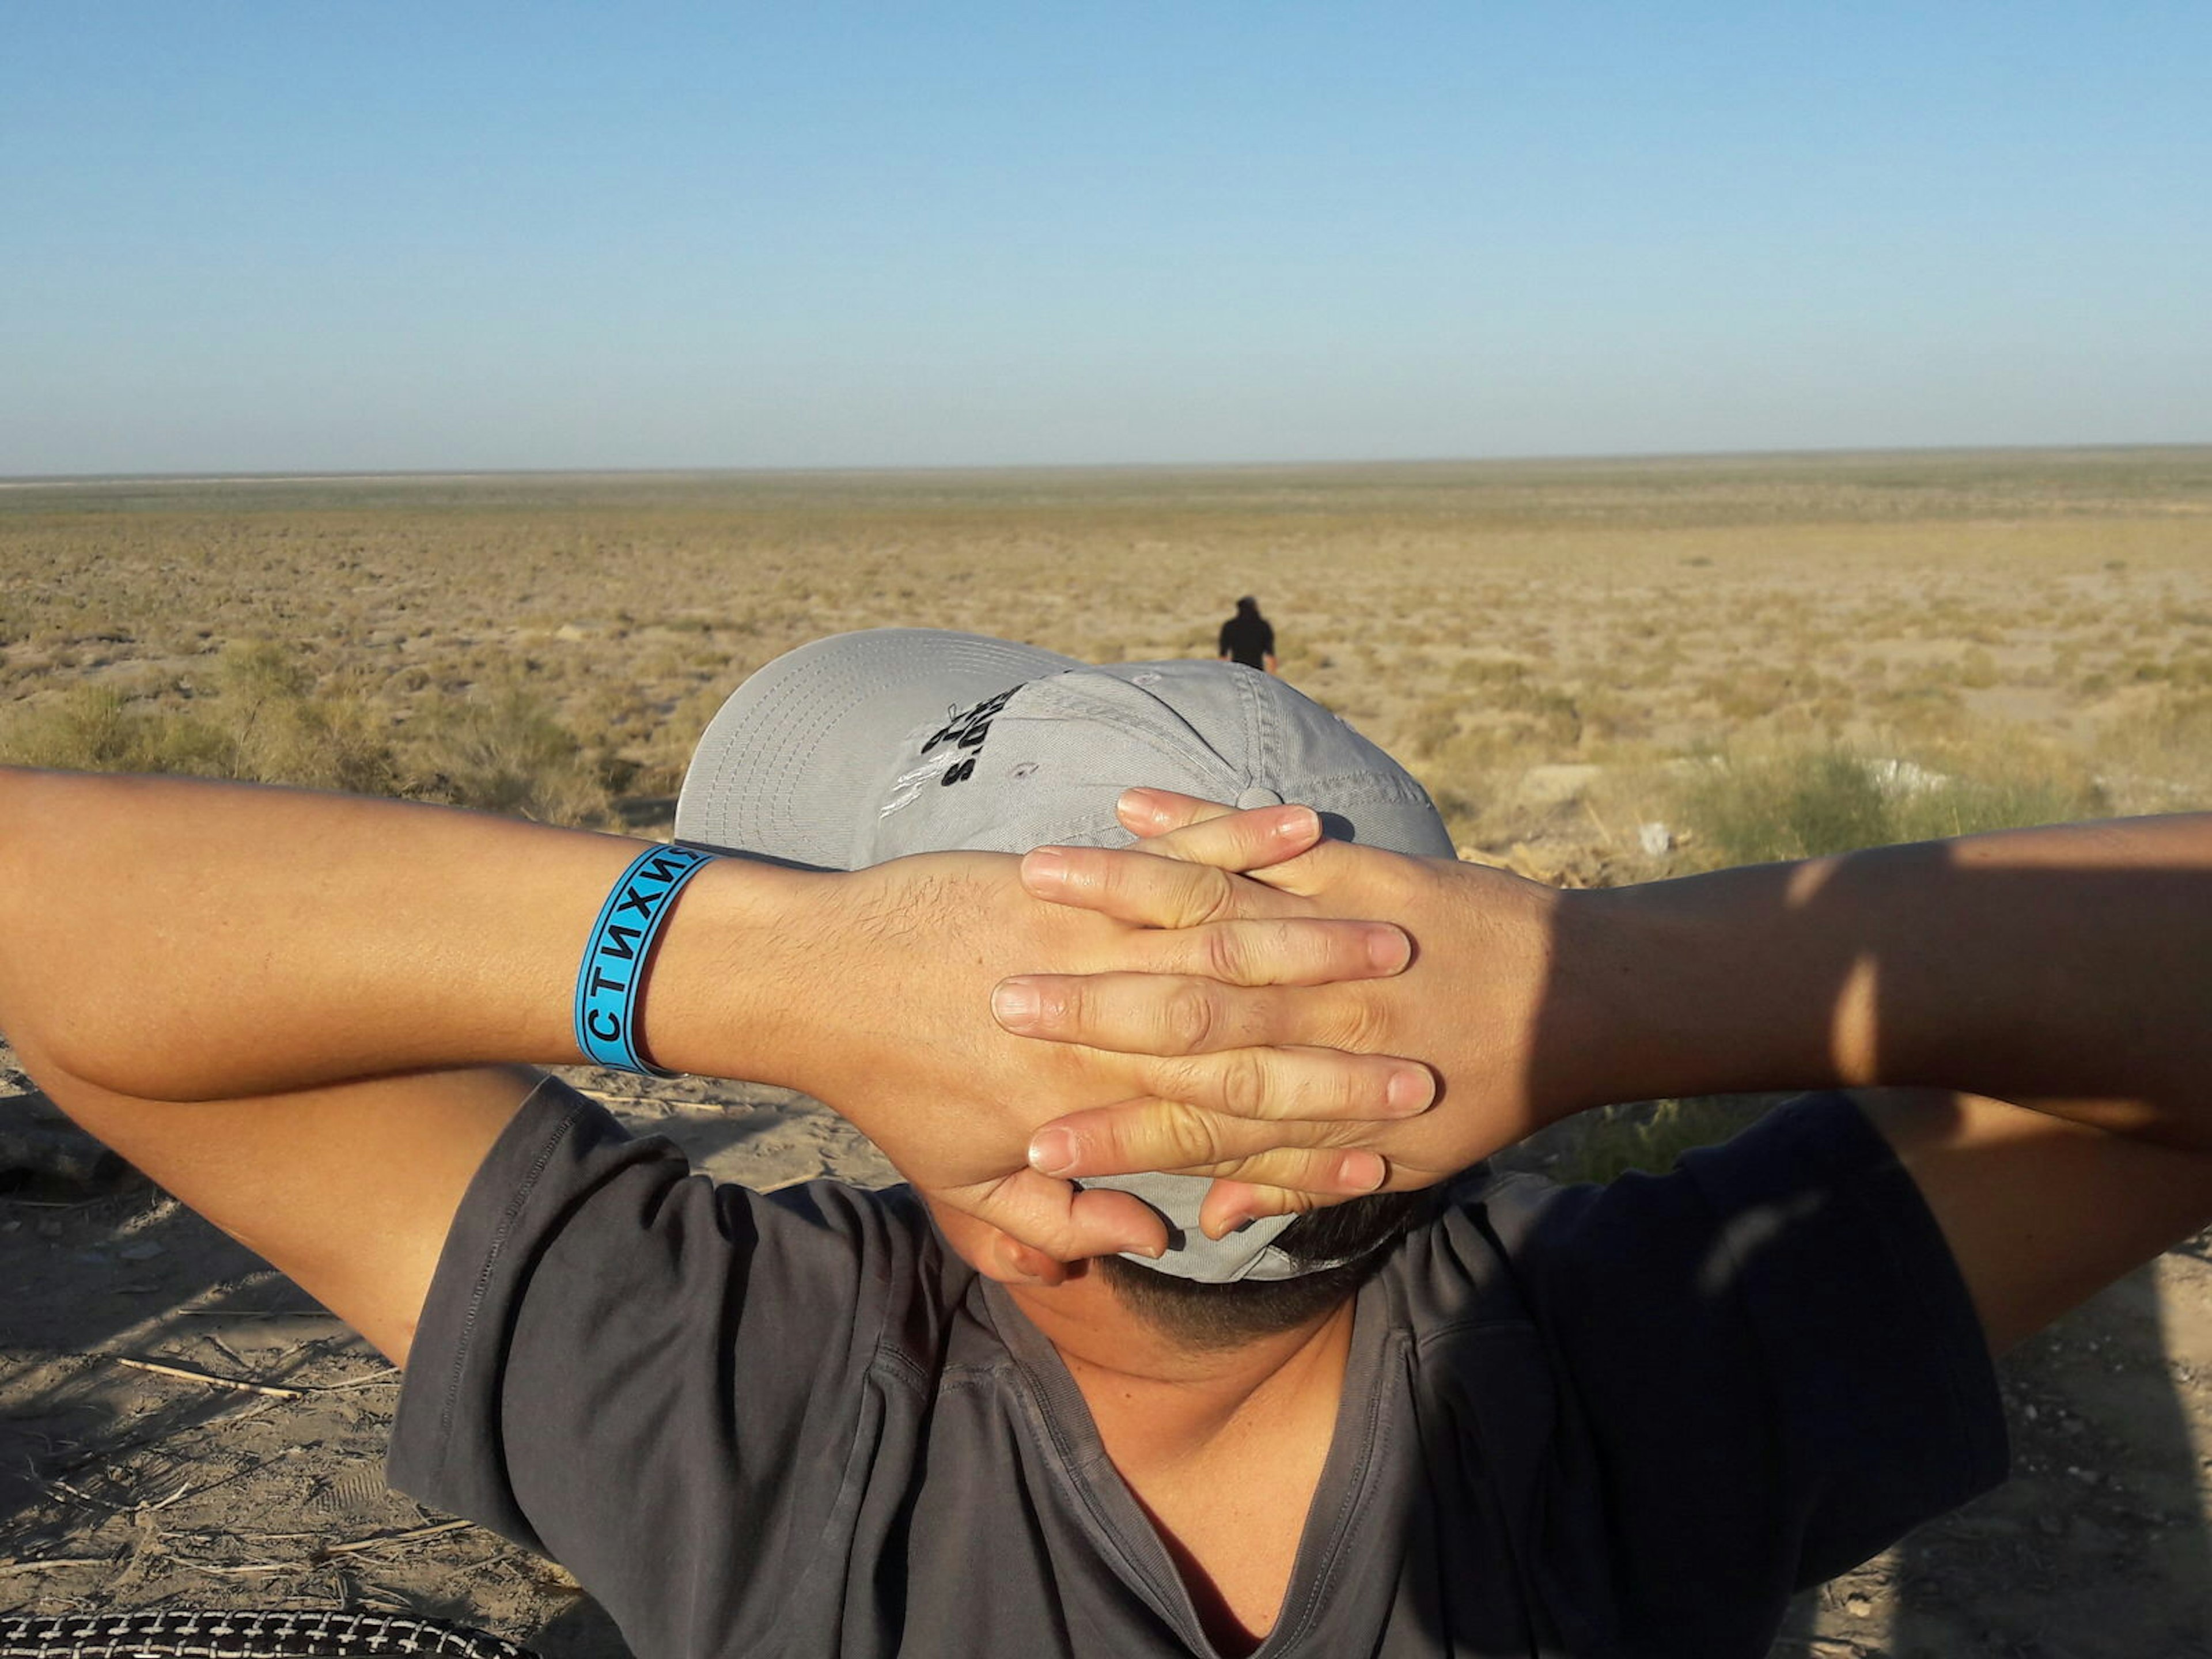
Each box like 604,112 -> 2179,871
0,643 -> 399,793
2094,691 -> 2212,812
1676,747 -> 1889,865
1673,741 -> 2103,869
209,641 -> 401,795
1511,686 -> 1583,749
0,683 -> 232,775
1886,765 -> 2102,842
410,683 -> 612,827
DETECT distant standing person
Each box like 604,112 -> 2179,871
1218,594 -> 1278,674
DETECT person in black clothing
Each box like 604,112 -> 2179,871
1218,595 -> 1278,674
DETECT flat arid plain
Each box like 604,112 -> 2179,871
4,450 -> 2211,1656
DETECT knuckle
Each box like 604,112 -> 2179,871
1159,1106 -> 1230,1168
1199,924 -> 1249,984
1317,1055 -> 1368,1116
1142,1052 -> 1210,1107
1037,977 -> 1084,1034
1318,1119 -> 1372,1152
1085,1113 -> 1136,1167
1216,1151 -> 1287,1190
1156,866 -> 1215,928
1164,982 -> 1222,1051
1334,922 -> 1386,978
1191,869 -> 1244,926
1219,1049 -> 1271,1119
1330,988 -> 1392,1054
1089,855 -> 1140,910
1264,920 -> 1320,982
1248,1183 -> 1323,1219
1346,1055 -> 1399,1116
1185,1108 -> 1231,1167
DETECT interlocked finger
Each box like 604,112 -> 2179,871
1026,1094 -> 1356,1180
1116,790 -> 1374,903
1137,917 -> 1409,987
1027,1099 -> 1392,1196
1020,842 -> 1306,927
955,1169 -> 1171,1264
1113,787 -> 1237,839
1165,1149 -> 1389,1214
1195,1177 -> 1335,1236
1137,1044 -> 1433,1126
1120,798 -> 1321,874
993,972 -> 1366,1056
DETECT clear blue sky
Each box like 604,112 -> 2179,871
6,2 -> 2206,474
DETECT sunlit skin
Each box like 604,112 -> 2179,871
6,774 -> 2212,1652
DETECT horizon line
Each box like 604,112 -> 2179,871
6,440 -> 2211,490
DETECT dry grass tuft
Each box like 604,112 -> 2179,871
1667,736 -> 2105,870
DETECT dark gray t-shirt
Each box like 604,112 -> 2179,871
389,1082 -> 2004,1659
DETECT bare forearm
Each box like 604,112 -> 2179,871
1581,813 -> 2212,1145
0,770 -> 814,1099
2,773 -> 1379,1264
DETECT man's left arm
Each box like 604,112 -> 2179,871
1855,1087 -> 2212,1355
1005,802 -> 2212,1351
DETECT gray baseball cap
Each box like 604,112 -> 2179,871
674,628 -> 1453,1282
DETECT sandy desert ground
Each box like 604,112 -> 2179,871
5,450 -> 2211,1656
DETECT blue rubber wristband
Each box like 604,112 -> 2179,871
573,844 -> 713,1075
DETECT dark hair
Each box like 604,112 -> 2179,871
1095,1188 -> 1431,1349
1234,595 -> 1262,617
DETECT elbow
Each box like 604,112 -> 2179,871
0,770 -> 172,1099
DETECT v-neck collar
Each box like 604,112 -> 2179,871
980,1275 -> 1400,1658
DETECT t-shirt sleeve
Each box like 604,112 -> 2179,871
1496,1092 -> 2007,1650
387,1076 -> 939,1652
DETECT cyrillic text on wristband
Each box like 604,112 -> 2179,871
573,843 -> 713,1075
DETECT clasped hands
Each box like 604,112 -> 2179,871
786,789 -> 1569,1263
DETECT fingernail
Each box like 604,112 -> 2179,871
1028,1127 -> 1078,1176
1118,788 -> 1171,827
1211,1209 -> 1255,1237
1387,1067 -> 1435,1114
1342,1151 -> 1387,1192
992,979 -> 1043,1028
1022,847 -> 1069,891
1115,1230 -> 1168,1265
1272,805 -> 1319,839
1366,927 -> 1411,972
